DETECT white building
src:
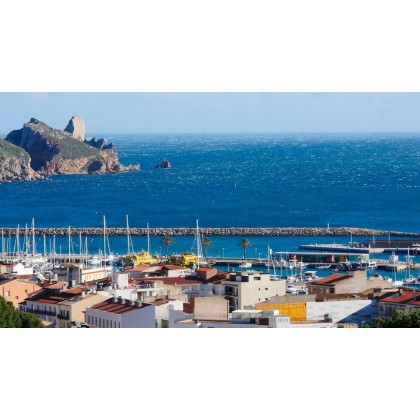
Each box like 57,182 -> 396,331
86,296 -> 155,328
9,263 -> 34,275
171,309 -> 290,328
150,298 -> 185,328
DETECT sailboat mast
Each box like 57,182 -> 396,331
68,226 -> 71,263
32,218 -> 35,256
25,224 -> 28,254
79,232 -> 82,261
196,219 -> 200,269
43,234 -> 46,256
53,234 -> 56,266
16,225 -> 20,261
103,215 -> 107,267
147,223 -> 150,255
1,228 -> 3,258
126,215 -> 130,255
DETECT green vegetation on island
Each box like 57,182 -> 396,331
0,138 -> 30,162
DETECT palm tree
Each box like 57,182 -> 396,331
239,238 -> 252,259
160,235 -> 174,257
201,237 -> 213,257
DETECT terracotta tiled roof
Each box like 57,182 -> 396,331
161,265 -> 189,271
125,264 -> 155,272
90,298 -> 150,314
149,298 -> 175,306
311,274 -> 351,285
160,277 -> 201,286
380,289 -> 420,305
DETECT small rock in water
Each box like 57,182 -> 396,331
155,157 -> 171,169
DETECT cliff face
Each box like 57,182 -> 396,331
5,117 -> 139,176
0,138 -> 44,182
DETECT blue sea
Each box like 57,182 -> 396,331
1,133 -> 419,269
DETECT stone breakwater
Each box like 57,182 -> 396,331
1,227 -> 420,237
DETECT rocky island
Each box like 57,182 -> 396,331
1,116 -> 139,182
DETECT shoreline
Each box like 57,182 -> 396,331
1,227 -> 419,237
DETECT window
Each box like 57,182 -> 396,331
265,288 -> 268,291
25,289 -> 28,294
15,296 -> 19,300
6,291 -> 10,297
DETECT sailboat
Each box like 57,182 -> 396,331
123,216 -> 157,266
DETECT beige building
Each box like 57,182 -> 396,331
0,278 -> 41,308
194,296 -> 229,321
308,271 -> 393,295
58,293 -> 110,328
222,271 -> 286,311
54,264 -> 109,285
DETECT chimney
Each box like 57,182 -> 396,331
81,291 -> 86,298
113,296 -> 118,303
120,297 -> 125,305
136,300 -> 142,308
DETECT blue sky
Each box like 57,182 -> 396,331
1,93 -> 420,134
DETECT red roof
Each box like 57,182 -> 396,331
148,298 -> 176,306
161,265 -> 189,271
159,277 -> 201,286
380,289 -> 420,306
125,264 -> 155,272
311,274 -> 351,286
90,298 -> 150,314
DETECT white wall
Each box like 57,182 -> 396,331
306,300 -> 377,324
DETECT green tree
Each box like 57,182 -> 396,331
0,297 -> 43,328
202,237 -> 213,257
364,308 -> 420,328
239,238 -> 252,259
160,235 -> 174,257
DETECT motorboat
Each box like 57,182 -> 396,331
239,261 -> 252,268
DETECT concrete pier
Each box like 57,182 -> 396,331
0,226 -> 419,237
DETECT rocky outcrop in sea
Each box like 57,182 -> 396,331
0,138 -> 44,182
155,157 -> 171,169
4,116 -> 140,178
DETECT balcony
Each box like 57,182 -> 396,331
26,309 -> 57,317
58,313 -> 70,320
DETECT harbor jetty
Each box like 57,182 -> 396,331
0,227 -> 419,237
